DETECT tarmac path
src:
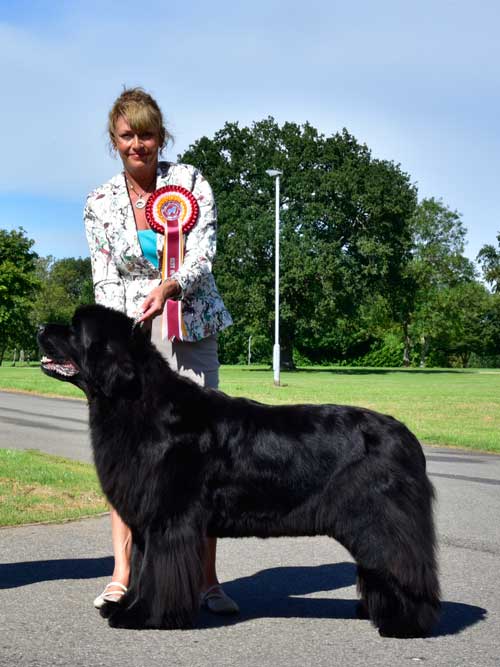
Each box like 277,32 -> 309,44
0,390 -> 499,666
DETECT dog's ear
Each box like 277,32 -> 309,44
88,340 -> 140,398
100,355 -> 137,398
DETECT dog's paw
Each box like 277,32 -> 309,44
107,607 -> 144,629
161,610 -> 195,630
107,609 -> 195,630
106,602 -> 196,630
99,600 -> 121,619
377,618 -> 428,639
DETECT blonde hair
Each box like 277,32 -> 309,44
108,87 -> 173,153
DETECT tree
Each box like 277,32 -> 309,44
180,118 -> 417,365
406,198 -> 476,366
480,292 -> 500,360
32,256 -> 94,326
477,233 -> 500,293
0,228 -> 39,363
425,282 -> 492,367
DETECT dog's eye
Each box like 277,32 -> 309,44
105,342 -> 118,355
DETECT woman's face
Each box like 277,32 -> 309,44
113,115 -> 161,173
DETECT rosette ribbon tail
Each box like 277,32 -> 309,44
145,184 -> 199,341
161,219 -> 184,341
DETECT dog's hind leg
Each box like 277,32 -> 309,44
330,468 -> 440,637
343,545 -> 440,639
107,521 -> 205,630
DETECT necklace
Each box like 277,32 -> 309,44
125,173 -> 157,209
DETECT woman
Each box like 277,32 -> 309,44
84,87 -> 237,615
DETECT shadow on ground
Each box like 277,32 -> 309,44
0,559 -> 485,637
0,556 -> 113,588
202,564 -> 486,637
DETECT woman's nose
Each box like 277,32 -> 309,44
132,134 -> 141,148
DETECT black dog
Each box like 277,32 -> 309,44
38,305 -> 440,636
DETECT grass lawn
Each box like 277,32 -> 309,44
0,448 -> 107,527
1,363 -> 499,452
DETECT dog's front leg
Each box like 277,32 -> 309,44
106,521 -> 205,630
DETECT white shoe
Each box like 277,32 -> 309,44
93,581 -> 127,609
200,585 -> 239,615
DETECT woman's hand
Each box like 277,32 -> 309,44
138,280 -> 181,323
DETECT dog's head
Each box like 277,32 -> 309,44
38,305 -> 144,399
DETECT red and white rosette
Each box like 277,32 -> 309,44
145,185 -> 199,340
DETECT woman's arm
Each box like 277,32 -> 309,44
137,278 -> 180,323
138,167 -> 218,322
84,195 -> 126,311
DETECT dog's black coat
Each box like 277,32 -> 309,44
38,305 -> 440,636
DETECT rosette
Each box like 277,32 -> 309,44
145,186 -> 200,340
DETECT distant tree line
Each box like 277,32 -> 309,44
0,239 -> 94,364
1,118 -> 499,367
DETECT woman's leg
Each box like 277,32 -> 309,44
93,507 -> 131,607
201,537 -> 239,614
110,507 -> 132,586
203,536 -> 219,588
150,326 -> 238,613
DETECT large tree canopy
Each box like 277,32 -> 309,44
180,118 -> 417,364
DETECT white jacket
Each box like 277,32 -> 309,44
84,161 -> 232,341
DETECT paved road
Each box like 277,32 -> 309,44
0,390 -> 499,666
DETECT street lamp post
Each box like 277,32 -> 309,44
266,169 -> 283,386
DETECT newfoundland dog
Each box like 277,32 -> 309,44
38,304 -> 440,636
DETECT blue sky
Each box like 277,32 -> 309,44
0,0 -> 499,266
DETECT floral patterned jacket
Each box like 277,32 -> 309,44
84,161 -> 232,341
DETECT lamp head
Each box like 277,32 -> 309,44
266,169 -> 283,177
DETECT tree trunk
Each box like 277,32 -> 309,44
402,323 -> 411,368
280,342 -> 295,370
419,335 -> 428,368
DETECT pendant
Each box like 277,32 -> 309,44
135,198 -> 146,209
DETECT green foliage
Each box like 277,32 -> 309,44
351,333 -> 405,367
32,256 -> 94,326
468,352 -> 500,368
180,118 -> 417,365
409,198 -> 474,287
404,198 -> 484,367
0,228 -> 40,362
477,232 -> 500,293
0,230 -> 94,363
